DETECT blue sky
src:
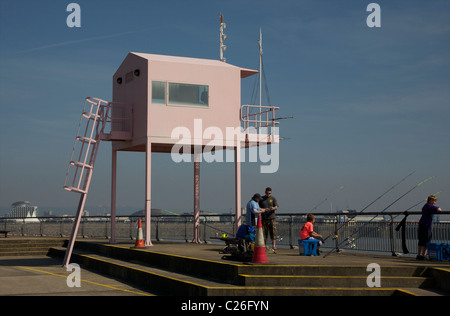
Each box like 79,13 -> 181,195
0,0 -> 449,215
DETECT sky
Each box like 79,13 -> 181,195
0,0 -> 449,216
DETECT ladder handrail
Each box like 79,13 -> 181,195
63,97 -> 130,267
64,97 -> 110,193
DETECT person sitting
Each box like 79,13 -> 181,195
300,213 -> 324,254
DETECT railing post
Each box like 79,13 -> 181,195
232,214 -> 236,236
389,214 -> 396,256
184,216 -> 188,242
334,215 -> 340,252
156,217 -> 160,241
272,106 -> 275,129
203,216 -> 207,243
289,215 -> 294,249
129,217 -> 133,240
81,217 -> 85,238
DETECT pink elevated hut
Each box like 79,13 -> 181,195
63,52 -> 279,266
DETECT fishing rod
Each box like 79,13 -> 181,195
162,209 -> 181,216
392,191 -> 441,254
310,185 -> 344,213
272,116 -> 294,121
348,190 -> 440,255
341,189 -> 441,256
322,171 -> 416,243
323,175 -> 434,258
392,190 -> 442,221
161,209 -> 237,238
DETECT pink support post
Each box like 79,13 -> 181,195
235,145 -> 241,232
110,148 -> 117,243
192,152 -> 200,243
145,138 -> 152,246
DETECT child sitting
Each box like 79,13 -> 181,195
300,214 -> 324,253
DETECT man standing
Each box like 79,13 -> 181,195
260,187 -> 279,250
246,193 -> 266,226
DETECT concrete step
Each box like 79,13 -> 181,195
0,238 -> 67,245
400,288 -> 450,296
47,241 -> 450,296
49,246 -> 233,296
234,265 -> 429,277
0,239 -> 66,256
48,247 -> 407,296
237,274 -> 432,288
51,241 -> 432,280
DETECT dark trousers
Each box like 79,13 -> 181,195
418,224 -> 432,247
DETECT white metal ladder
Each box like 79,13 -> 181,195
64,97 -> 110,194
62,97 -> 110,267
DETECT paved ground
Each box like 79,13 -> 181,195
1,240 -> 449,296
0,255 -> 156,296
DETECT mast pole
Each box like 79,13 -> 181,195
219,13 -> 227,62
258,28 -> 263,128
259,28 -> 262,108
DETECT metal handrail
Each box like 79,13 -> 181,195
1,211 -> 448,255
241,104 -> 279,131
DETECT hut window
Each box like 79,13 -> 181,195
151,81 -> 166,104
168,83 -> 209,107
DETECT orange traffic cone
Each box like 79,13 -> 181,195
134,218 -> 145,248
252,215 -> 269,263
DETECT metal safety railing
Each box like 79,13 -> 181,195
241,104 -> 279,133
98,101 -> 133,141
1,211 -> 448,255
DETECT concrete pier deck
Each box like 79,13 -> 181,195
1,238 -> 449,297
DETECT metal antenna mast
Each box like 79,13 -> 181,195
219,13 -> 227,62
258,28 -> 262,108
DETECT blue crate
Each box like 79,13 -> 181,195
298,239 -> 319,256
427,242 -> 443,261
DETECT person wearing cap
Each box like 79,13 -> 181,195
246,193 -> 267,227
417,195 -> 442,260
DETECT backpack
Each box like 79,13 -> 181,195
236,225 -> 256,242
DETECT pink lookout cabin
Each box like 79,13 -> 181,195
62,51 -> 280,267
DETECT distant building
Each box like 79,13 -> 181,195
131,209 -> 164,217
43,210 -> 53,216
7,201 -> 40,222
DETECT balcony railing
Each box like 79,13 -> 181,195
241,104 -> 279,131
98,102 -> 133,141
